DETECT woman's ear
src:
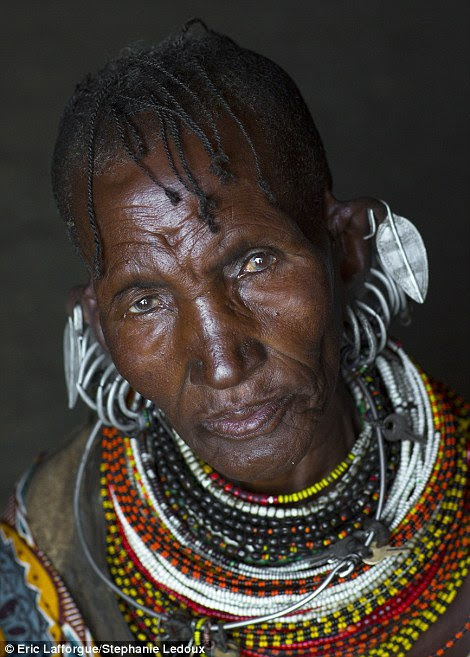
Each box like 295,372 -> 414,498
324,190 -> 385,286
66,282 -> 108,352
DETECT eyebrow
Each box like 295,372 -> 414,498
112,280 -> 167,304
212,239 -> 252,271
208,238 -> 281,274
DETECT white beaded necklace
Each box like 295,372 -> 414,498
172,424 -> 374,518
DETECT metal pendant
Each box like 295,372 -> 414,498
382,413 -> 426,444
63,304 -> 84,409
376,202 -> 428,304
362,541 -> 411,565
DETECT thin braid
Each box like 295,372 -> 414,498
140,88 -> 233,185
114,91 -> 216,220
164,113 -> 216,229
113,83 -> 227,190
141,57 -> 231,172
146,89 -> 218,164
194,63 -> 276,205
119,110 -> 146,158
111,105 -> 180,206
156,109 -> 187,190
86,81 -> 114,277
180,17 -> 210,36
162,113 -> 198,195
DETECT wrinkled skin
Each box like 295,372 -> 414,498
73,128 -> 372,494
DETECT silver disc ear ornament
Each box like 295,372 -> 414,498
63,303 -> 152,431
342,200 -> 429,369
375,201 -> 428,304
64,304 -> 85,409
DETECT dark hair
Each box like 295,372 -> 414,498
52,19 -> 332,276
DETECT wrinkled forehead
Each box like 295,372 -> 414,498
72,114 -> 327,272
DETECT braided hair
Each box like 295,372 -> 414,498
52,19 -> 332,277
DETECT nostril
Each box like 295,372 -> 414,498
189,338 -> 266,389
240,338 -> 268,367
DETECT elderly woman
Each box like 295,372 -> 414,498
1,21 -> 468,657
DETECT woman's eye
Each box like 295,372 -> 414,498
128,296 -> 160,314
239,252 -> 276,277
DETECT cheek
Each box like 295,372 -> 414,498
102,316 -> 183,407
250,264 -> 342,367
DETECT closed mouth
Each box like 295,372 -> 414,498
201,396 -> 293,439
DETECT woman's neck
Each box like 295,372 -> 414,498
233,380 -> 361,495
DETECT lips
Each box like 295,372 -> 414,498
201,396 -> 293,439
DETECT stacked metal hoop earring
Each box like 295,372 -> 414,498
341,200 -> 428,368
342,265 -> 408,368
64,200 -> 429,419
63,304 -> 152,432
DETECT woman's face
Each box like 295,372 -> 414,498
77,136 -> 346,489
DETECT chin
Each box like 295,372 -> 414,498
186,414 -> 317,487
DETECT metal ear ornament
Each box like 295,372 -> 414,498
63,304 -> 85,409
63,303 -> 152,431
342,200 -> 429,369
374,201 -> 428,304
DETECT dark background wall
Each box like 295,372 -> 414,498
1,1 -> 469,509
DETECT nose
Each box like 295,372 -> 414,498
186,294 -> 267,389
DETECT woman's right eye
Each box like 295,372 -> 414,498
128,296 -> 160,315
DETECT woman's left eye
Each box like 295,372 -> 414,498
239,252 -> 276,277
128,296 -> 160,314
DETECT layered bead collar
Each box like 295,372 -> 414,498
100,342 -> 469,656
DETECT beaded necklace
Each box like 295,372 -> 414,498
100,343 -> 469,656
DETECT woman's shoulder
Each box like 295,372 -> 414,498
1,425 -> 130,642
0,426 -> 93,644
25,424 -> 90,572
